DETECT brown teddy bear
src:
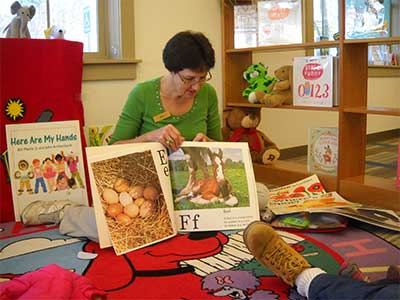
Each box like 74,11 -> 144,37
222,107 -> 280,165
262,65 -> 293,107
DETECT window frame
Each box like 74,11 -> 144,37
83,0 -> 141,81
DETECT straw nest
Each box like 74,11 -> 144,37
91,150 -> 174,254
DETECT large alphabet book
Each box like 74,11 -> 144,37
85,142 -> 259,255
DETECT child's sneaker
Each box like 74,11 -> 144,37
21,200 -> 81,225
243,221 -> 311,286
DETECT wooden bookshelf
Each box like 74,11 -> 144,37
221,0 -> 400,210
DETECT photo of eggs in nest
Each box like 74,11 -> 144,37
90,150 -> 175,255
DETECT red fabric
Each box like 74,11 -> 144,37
228,128 -> 262,151
0,264 -> 106,300
0,38 -> 90,222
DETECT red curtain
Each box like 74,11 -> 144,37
0,38 -> 88,222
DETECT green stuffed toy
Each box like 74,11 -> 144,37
242,63 -> 276,104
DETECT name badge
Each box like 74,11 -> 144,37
153,111 -> 171,123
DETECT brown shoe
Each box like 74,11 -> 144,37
243,221 -> 311,286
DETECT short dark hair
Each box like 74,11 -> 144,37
163,31 -> 215,73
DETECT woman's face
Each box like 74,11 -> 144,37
174,69 -> 211,98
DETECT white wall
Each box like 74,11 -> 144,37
82,0 -> 222,129
82,0 -> 398,150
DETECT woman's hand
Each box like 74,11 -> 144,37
152,124 -> 185,151
192,133 -> 214,142
111,124 -> 184,151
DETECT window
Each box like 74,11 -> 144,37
1,0 -> 140,80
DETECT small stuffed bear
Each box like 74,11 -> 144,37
262,65 -> 293,107
242,63 -> 276,104
222,107 -> 280,165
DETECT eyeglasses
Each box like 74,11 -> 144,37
177,71 -> 212,86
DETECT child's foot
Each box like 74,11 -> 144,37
243,221 -> 311,286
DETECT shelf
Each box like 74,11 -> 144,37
340,176 -> 400,211
226,102 -> 339,112
253,161 -> 337,192
342,106 -> 400,116
254,162 -> 399,211
226,41 -> 340,53
343,37 -> 400,46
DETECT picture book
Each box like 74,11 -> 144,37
268,175 -> 400,231
345,0 -> 390,39
293,56 -> 335,107
234,4 -> 258,48
85,124 -> 114,146
257,0 -> 302,46
307,127 -> 338,175
5,120 -> 89,222
86,141 -> 260,255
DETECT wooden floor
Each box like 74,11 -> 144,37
285,137 -> 398,180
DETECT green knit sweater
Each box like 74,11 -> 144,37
109,77 -> 222,144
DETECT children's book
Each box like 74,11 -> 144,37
307,127 -> 338,175
85,124 -> 114,146
293,56 -> 335,107
234,4 -> 258,48
5,120 -> 89,221
345,0 -> 390,39
268,175 -> 400,232
86,141 -> 260,255
257,0 -> 302,46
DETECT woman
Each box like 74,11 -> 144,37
109,30 -> 222,151
57,31 -> 223,241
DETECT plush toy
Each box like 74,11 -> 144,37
242,63 -> 276,104
262,65 -> 293,107
44,25 -> 66,39
222,107 -> 280,165
3,1 -> 36,38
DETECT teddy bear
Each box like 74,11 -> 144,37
242,63 -> 276,104
222,107 -> 280,165
262,65 -> 293,107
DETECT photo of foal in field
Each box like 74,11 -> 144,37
169,146 -> 250,210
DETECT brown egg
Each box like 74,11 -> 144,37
139,200 -> 155,218
114,178 -> 131,193
102,188 -> 119,204
107,203 -> 123,218
124,203 -> 139,218
134,197 -> 145,207
129,185 -> 144,199
143,185 -> 159,201
115,213 -> 131,225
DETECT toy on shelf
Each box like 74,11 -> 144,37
44,25 -> 66,39
262,65 -> 293,107
222,107 -> 280,165
242,63 -> 276,104
3,1 -> 36,38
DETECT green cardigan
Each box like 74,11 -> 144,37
109,77 -> 222,144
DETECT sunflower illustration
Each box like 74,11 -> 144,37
5,98 -> 25,121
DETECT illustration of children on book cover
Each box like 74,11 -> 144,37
5,121 -> 89,222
